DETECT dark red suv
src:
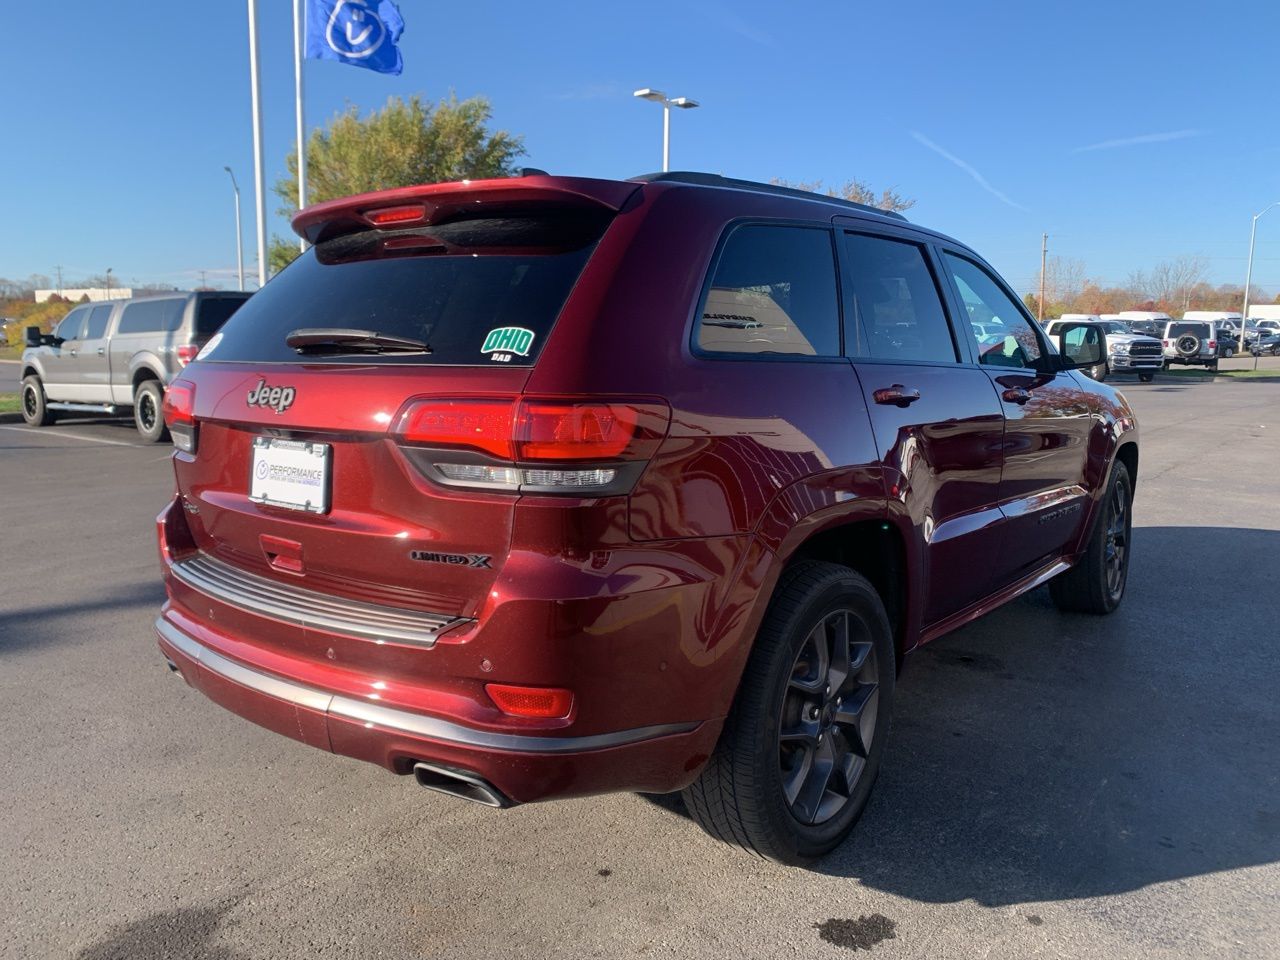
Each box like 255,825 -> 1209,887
155,172 -> 1137,862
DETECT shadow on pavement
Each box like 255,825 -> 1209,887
649,526 -> 1280,906
73,901 -> 247,960
0,580 -> 166,656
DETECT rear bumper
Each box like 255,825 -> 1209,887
155,614 -> 722,803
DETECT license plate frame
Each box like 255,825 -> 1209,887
248,437 -> 331,514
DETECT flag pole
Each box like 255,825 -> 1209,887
247,0 -> 268,288
293,0 -> 308,252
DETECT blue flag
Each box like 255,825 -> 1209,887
306,0 -> 405,76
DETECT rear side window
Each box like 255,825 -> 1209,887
55,307 -> 89,341
84,304 -> 113,340
118,299 -> 187,334
203,212 -> 610,366
843,233 -> 956,363
194,296 -> 249,336
697,224 -> 840,357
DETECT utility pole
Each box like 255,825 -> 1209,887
199,270 -> 207,289
1038,233 -> 1047,322
55,265 -> 63,297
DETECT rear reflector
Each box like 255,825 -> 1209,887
485,684 -> 574,719
162,381 -> 197,454
365,204 -> 427,227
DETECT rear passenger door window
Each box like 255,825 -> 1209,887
697,224 -> 840,357
943,253 -> 1045,370
842,233 -> 957,363
84,304 -> 113,341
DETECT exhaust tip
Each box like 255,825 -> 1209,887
165,658 -> 180,673
412,762 -> 510,808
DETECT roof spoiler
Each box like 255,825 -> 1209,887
292,175 -> 641,245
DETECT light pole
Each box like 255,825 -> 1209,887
224,166 -> 245,292
105,268 -> 112,300
1240,201 -> 1280,355
633,88 -> 700,172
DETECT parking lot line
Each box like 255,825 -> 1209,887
0,425 -> 137,447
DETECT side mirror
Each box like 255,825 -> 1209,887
1055,322 -> 1105,370
24,325 -> 41,347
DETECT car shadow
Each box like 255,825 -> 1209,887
0,580 -> 167,656
646,526 -> 1280,906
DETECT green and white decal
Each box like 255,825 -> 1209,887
481,326 -> 536,358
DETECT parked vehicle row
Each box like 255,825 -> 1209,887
1044,315 -> 1163,382
19,292 -> 251,440
151,171 -> 1136,864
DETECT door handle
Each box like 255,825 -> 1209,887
97,348 -> 105,356
872,385 -> 921,408
1002,386 -> 1033,405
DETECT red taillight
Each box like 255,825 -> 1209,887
397,399 -> 516,459
162,381 -> 197,453
485,684 -> 574,719
517,401 -> 655,461
395,398 -> 668,462
175,344 -> 200,366
1208,340 -> 1216,349
365,204 -> 426,226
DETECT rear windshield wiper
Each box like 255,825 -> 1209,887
285,328 -> 432,355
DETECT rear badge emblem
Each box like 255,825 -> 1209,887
410,551 -> 492,569
246,379 -> 297,414
481,326 -> 534,361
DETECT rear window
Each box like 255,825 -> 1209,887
202,212 -> 610,366
118,298 -> 187,334
194,295 -> 250,336
1169,322 -> 1210,338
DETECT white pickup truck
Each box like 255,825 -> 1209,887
1044,315 -> 1164,382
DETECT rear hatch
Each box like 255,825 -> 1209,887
166,179 -> 632,630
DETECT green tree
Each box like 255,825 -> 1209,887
770,178 -> 915,214
269,93 -> 526,274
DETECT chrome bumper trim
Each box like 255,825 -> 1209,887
156,617 -> 699,754
170,552 -> 465,648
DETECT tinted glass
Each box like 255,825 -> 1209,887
84,304 -> 113,340
56,307 -> 88,341
697,225 -> 840,357
118,298 -> 187,334
844,233 -> 955,363
194,295 -> 250,335
205,213 -> 609,365
944,254 -> 1043,369
1169,322 -> 1210,338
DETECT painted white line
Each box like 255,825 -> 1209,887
0,424 -> 138,447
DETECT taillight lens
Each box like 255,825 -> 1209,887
175,344 -> 200,366
162,381 -> 197,454
393,397 -> 670,494
1207,340 -> 1216,349
485,684 -> 574,719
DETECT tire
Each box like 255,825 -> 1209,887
1223,346 -> 1234,359
1162,361 -> 1171,370
20,375 -> 57,427
1138,373 -> 1154,383
1209,360 -> 1219,372
682,561 -> 895,864
133,380 -> 170,443
1050,461 -> 1132,615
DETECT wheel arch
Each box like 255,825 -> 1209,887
131,364 -> 164,397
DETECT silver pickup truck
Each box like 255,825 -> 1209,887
20,292 -> 250,441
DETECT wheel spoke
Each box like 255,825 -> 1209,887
834,684 -> 879,758
781,742 -> 814,807
791,734 -> 836,824
826,613 -> 852,693
788,624 -> 829,694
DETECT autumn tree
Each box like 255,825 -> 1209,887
269,94 -> 526,274
1128,255 -> 1209,313
769,178 -> 915,213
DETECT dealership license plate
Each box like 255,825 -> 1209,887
249,437 -> 331,514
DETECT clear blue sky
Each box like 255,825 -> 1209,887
2,0 -> 1277,295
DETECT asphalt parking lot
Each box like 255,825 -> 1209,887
2,375 -> 1278,960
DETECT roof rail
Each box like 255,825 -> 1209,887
629,171 -> 909,222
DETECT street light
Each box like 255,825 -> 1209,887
105,268 -> 112,300
1240,201 -> 1280,355
224,166 -> 246,292
633,88 -> 700,172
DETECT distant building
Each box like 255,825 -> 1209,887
1246,304 -> 1280,321
35,287 -> 133,303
